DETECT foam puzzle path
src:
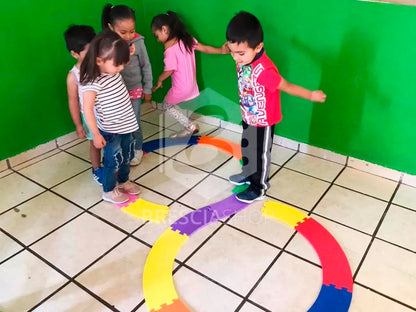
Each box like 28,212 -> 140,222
141,135 -> 353,312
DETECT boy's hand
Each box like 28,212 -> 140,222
76,125 -> 87,139
311,90 -> 327,102
93,134 -> 106,149
143,93 -> 152,103
221,42 -> 230,54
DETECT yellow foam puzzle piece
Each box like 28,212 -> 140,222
261,201 -> 309,228
121,198 -> 169,222
143,228 -> 189,311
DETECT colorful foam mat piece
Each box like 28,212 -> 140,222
262,200 -> 353,311
114,194 -> 169,223
142,136 -> 353,311
143,228 -> 189,311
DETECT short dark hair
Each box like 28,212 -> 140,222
226,11 -> 263,49
64,25 -> 96,53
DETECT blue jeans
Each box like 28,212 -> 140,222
100,131 -> 135,192
131,98 -> 143,151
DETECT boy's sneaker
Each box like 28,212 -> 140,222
102,188 -> 129,204
92,167 -> 104,185
130,150 -> 143,166
236,187 -> 264,203
118,181 -> 141,195
229,173 -> 250,186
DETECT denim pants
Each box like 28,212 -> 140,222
100,130 -> 135,192
131,98 -> 143,151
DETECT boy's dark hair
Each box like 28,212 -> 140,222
226,11 -> 263,49
151,11 -> 194,53
80,30 -> 130,84
102,4 -> 135,30
64,25 -> 96,53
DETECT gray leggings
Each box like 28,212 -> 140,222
161,102 -> 192,129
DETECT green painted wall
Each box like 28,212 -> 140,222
1,0 -> 416,175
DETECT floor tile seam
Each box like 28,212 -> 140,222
172,220 -> 229,272
309,211 -> 374,237
234,231 -> 299,309
15,245 -> 121,312
353,281 -> 416,311
389,200 -> 416,213
282,165 -> 341,184
10,149 -> 67,172
0,188 -> 48,217
175,260 -> 252,301
372,237 -> 416,254
333,182 -> 395,203
0,228 -> 26,265
352,182 -> 401,280
14,163 -> 95,191
24,209 -> 86,249
268,149 -> 299,181
61,147 -> 95,165
130,299 -> 146,312
234,297 -> 272,312
85,209 -> 154,250
6,146 -> 63,170
294,150 -> 348,166
27,279 -> 123,312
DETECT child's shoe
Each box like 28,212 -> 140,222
102,188 -> 129,204
118,181 -> 141,195
170,123 -> 199,138
235,186 -> 264,203
229,173 -> 250,186
130,150 -> 143,166
92,167 -> 104,185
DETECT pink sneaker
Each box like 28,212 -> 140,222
118,181 -> 141,195
102,188 -> 129,204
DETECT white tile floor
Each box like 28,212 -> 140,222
1,105 -> 416,312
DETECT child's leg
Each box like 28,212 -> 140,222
100,132 -> 122,192
90,142 -> 101,169
117,133 -> 135,184
131,98 -> 143,151
249,124 -> 275,194
161,102 -> 193,129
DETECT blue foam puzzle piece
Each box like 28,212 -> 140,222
308,284 -> 352,312
142,136 -> 199,153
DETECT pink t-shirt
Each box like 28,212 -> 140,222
164,39 -> 199,105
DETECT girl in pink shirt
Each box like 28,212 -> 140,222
151,11 -> 229,137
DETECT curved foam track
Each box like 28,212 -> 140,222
262,201 -> 353,312
142,136 -> 353,312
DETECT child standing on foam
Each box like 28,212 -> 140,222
102,4 -> 153,165
151,11 -> 229,137
81,30 -> 141,204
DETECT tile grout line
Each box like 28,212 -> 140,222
352,182 -> 402,280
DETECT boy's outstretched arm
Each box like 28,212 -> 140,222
66,73 -> 87,139
278,78 -> 326,102
195,42 -> 230,54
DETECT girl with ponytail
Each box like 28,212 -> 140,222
151,11 -> 229,137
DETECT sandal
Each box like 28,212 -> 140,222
170,124 -> 199,138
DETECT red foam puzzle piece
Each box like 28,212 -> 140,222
295,218 -> 353,292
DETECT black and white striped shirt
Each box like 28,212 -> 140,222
82,73 -> 138,134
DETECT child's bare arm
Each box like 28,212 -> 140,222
278,78 -> 326,102
152,70 -> 174,92
195,42 -> 230,54
83,91 -> 106,149
66,73 -> 87,139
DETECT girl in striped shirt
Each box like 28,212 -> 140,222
81,30 -> 141,204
